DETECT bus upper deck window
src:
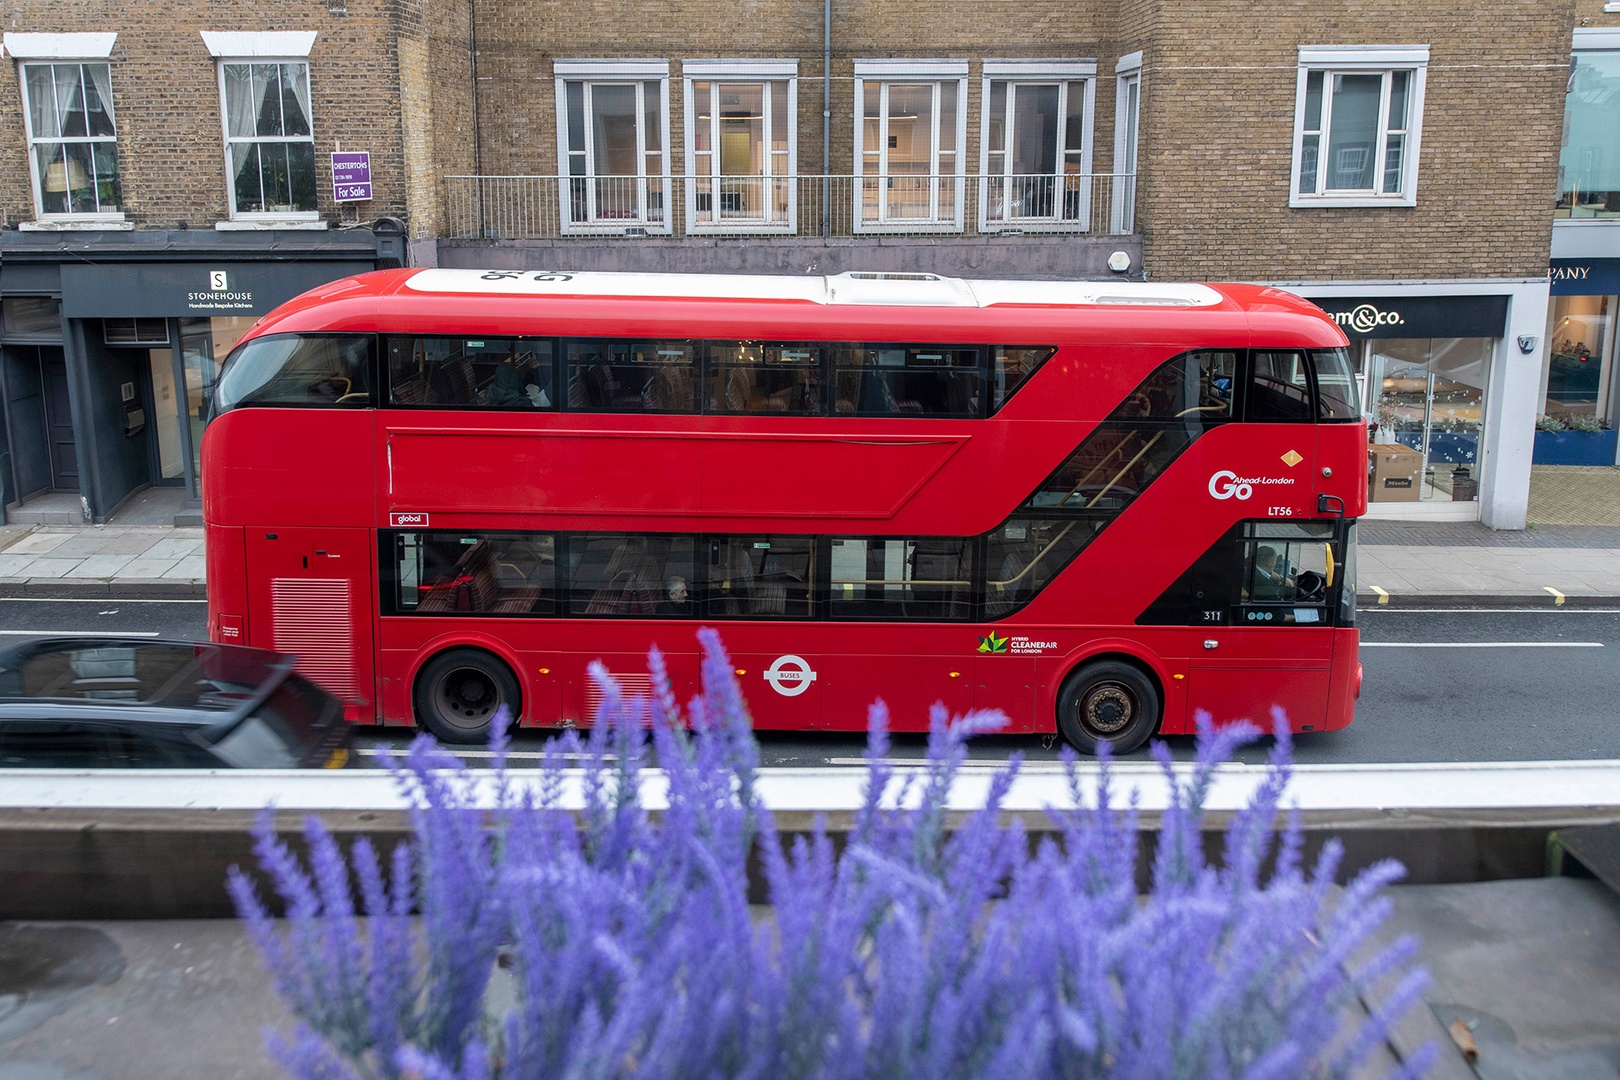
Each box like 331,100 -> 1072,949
1247,350 -> 1313,422
213,334 -> 375,413
1313,347 -> 1360,420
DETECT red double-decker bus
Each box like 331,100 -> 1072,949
202,268 -> 1366,753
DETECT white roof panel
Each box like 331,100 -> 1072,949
403,268 -> 1223,309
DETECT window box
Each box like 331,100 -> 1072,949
1532,428 -> 1619,466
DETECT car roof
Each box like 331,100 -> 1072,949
0,638 -> 295,729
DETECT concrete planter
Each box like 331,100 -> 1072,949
1532,428 -> 1619,466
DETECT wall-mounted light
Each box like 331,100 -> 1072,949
1107,250 -> 1132,274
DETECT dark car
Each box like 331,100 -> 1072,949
0,638 -> 351,769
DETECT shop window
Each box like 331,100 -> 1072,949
1545,295 -> 1610,423
2,298 -> 64,340
1367,336 -> 1492,501
1291,46 -> 1427,208
20,61 -> 122,219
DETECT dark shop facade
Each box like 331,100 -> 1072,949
0,228 -> 397,523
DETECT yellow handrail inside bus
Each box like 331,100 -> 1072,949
1323,542 -> 1335,588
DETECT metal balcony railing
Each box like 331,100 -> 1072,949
445,173 -> 1137,240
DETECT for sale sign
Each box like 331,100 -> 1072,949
332,152 -> 372,202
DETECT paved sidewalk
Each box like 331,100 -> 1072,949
0,523 -> 205,597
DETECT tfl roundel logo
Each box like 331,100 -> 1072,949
1208,471 -> 1253,501
763,655 -> 817,697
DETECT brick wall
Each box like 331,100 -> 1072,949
0,0 -> 1586,286
0,0 -> 416,228
1136,0 -> 1575,282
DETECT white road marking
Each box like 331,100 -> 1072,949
0,597 -> 207,604
0,630 -> 163,638
1361,641 -> 1603,648
1364,608 -> 1620,614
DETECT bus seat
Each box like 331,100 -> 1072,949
748,581 -> 788,616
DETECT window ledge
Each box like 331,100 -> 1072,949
18,218 -> 131,231
215,219 -> 328,231
1289,195 -> 1416,210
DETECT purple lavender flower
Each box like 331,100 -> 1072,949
232,630 -> 1432,1080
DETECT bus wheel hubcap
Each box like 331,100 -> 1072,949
1083,685 -> 1133,735
440,670 -> 497,723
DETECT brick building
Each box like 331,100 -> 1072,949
0,1 -> 1583,526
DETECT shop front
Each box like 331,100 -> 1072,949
0,232 -> 386,523
1544,257 -> 1620,466
1285,281 -> 1547,528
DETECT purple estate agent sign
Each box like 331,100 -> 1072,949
332,152 -> 373,202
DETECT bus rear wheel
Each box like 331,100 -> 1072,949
414,649 -> 520,744
1056,661 -> 1160,756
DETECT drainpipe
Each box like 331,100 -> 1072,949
822,0 -> 830,238
469,0 -> 484,238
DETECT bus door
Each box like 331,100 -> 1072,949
245,527 -> 377,723
1184,524 -> 1337,732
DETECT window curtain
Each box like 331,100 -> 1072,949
86,64 -> 115,135
224,64 -> 269,140
53,65 -> 85,138
283,63 -> 312,136
225,64 -> 272,190
25,66 -> 58,138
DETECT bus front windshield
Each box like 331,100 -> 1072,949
212,333 -> 375,416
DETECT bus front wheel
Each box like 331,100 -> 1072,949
1056,661 -> 1160,756
414,649 -> 520,744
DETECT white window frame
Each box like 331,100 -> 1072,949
555,59 -> 673,236
1289,45 -> 1428,209
6,34 -> 123,226
683,59 -> 797,235
852,59 -> 968,234
1111,51 -> 1141,235
978,59 -> 1097,233
202,33 -> 321,226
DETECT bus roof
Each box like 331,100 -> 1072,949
246,268 -> 1347,349
399,269 -> 1229,310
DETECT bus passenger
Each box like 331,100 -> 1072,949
486,361 -> 531,407
658,576 -> 689,615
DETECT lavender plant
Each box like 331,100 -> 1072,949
230,628 -> 1434,1080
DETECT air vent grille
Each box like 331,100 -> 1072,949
271,578 -> 356,699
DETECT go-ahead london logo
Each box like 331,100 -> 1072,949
764,654 -> 817,696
